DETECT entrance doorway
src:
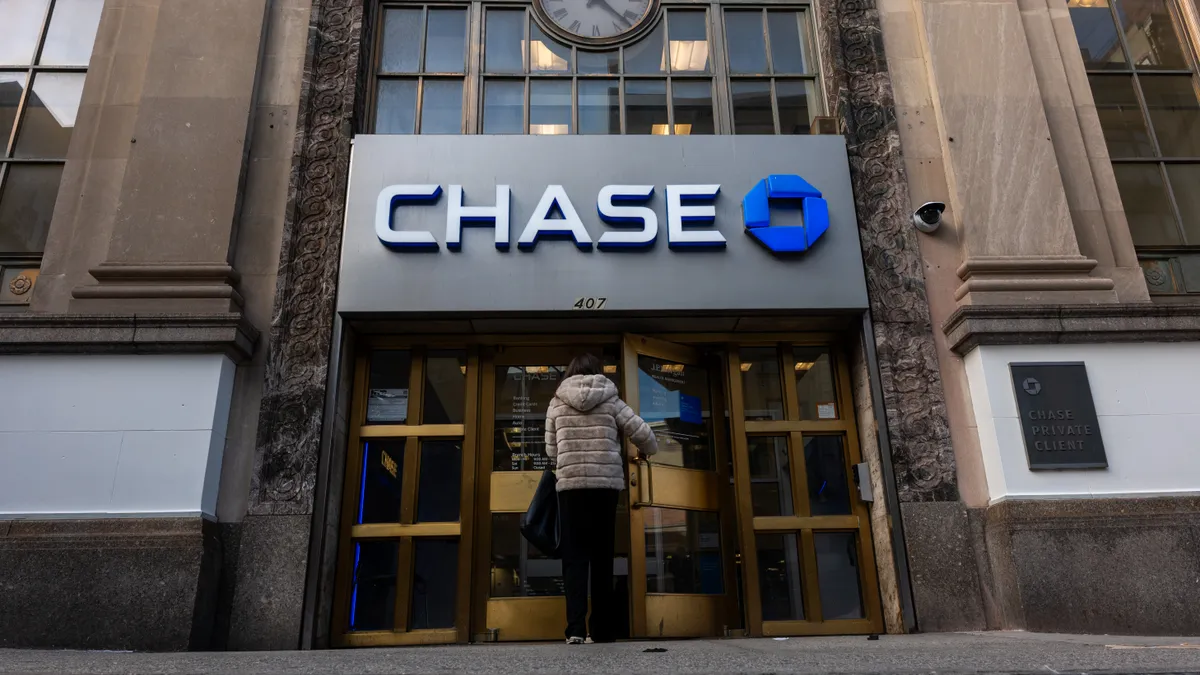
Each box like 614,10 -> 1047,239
331,333 -> 883,647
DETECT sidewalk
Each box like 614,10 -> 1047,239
2,631 -> 1200,674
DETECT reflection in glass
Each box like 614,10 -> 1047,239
624,20 -> 665,74
815,532 -> 864,620
357,440 -> 404,524
494,364 -> 567,471
410,539 -> 458,629
349,540 -> 399,631
39,0 -> 103,66
668,11 -> 709,73
1168,164 -> 1200,245
423,351 -> 467,424
578,49 -> 620,74
485,9 -> 525,73
424,8 -> 467,73
731,80 -> 773,134
530,24 -> 570,72
14,72 -> 84,158
805,436 -> 851,516
794,347 -> 837,420
777,80 -> 813,135
580,79 -> 620,135
756,533 -> 804,620
748,436 -> 792,517
725,10 -> 768,74
768,11 -> 807,73
417,440 -> 462,522
0,72 -> 27,149
625,79 -> 668,135
1141,75 -> 1200,157
490,513 -> 565,596
644,507 -> 723,594
637,356 -> 714,470
1114,163 -> 1180,245
483,79 -> 524,133
0,163 -> 64,254
381,8 -> 423,73
672,80 -> 715,135
530,80 -> 571,134
0,0 -> 49,65
1068,1 -> 1129,69
1089,74 -> 1153,157
375,79 -> 418,134
367,351 -> 413,424
1117,0 -> 1189,70
740,348 -> 784,421
419,79 -> 463,134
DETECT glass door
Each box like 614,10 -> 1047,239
623,335 -> 739,638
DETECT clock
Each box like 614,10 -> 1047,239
536,0 -> 658,45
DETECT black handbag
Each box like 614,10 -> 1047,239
520,467 -> 561,559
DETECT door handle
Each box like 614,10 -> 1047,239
631,456 -> 654,508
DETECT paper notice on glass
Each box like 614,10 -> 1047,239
367,388 -> 409,423
817,402 -> 837,419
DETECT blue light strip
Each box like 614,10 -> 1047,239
357,442 -> 369,524
349,543 -> 361,629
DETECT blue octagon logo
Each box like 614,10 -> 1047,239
741,174 -> 830,253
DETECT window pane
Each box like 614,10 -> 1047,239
579,79 -> 620,134
376,79 -> 418,134
725,11 -> 767,74
739,348 -> 783,421
1115,0 -> 1189,70
578,49 -> 620,74
416,440 -> 462,522
530,80 -> 571,135
530,24 -> 570,72
1168,164 -> 1200,245
757,533 -> 804,621
0,71 -> 26,141
636,355 -> 714,471
356,440 -> 404,524
624,20 -> 665,74
672,80 -> 714,135
423,351 -> 467,424
644,507 -> 722,594
1068,1 -> 1130,69
494,364 -> 567,471
1114,163 -> 1181,245
349,540 -> 398,631
625,79 -> 667,134
668,11 -> 709,73
805,436 -> 851,516
749,436 -> 792,517
1141,75 -> 1200,157
425,8 -> 467,73
768,11 -> 806,74
0,163 -> 62,253
815,532 -> 864,620
419,79 -> 463,134
483,79 -> 523,134
1090,74 -> 1153,158
777,80 -> 814,135
367,350 -> 413,424
490,513 -> 565,596
39,0 -> 102,66
14,72 -> 84,158
381,8 -> 422,73
485,9 -> 525,73
410,539 -> 459,629
794,347 -> 838,420
0,0 -> 50,65
732,80 -> 773,134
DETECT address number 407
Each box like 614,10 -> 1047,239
573,297 -> 608,310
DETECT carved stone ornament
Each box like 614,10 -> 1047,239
9,274 -> 33,296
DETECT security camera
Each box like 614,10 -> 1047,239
912,202 -> 946,233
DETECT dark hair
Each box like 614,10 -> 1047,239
565,353 -> 603,378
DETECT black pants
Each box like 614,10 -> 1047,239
559,488 -> 619,641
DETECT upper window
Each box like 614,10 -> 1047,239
368,1 -> 824,135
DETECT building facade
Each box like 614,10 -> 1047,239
1,0 -> 1199,650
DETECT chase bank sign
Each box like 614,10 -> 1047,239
376,174 -> 831,255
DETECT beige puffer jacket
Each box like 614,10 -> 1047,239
545,374 -> 658,492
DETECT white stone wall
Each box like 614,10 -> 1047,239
964,343 -> 1200,503
0,354 -> 235,517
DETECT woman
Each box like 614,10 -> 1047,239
545,354 -> 658,644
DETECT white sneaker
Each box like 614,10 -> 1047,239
566,636 -> 585,644
585,636 -> 594,644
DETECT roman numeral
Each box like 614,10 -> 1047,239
553,7 -> 568,19
593,24 -> 602,36
569,19 -> 581,32
612,20 -> 622,32
623,9 -> 639,21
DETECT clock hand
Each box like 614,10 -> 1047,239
586,0 -> 632,26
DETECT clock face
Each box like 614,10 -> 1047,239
538,0 -> 655,41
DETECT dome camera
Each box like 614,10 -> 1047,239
912,202 -> 946,234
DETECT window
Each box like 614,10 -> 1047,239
0,0 -> 101,305
1069,0 -> 1200,257
368,2 -> 824,135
